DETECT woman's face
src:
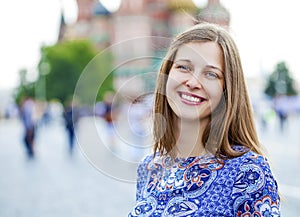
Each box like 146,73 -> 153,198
166,41 -> 225,122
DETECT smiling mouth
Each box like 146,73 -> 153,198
178,92 -> 207,105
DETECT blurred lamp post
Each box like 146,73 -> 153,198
99,0 -> 121,13
36,62 -> 50,101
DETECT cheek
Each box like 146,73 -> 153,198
215,90 -> 225,105
165,78 -> 174,100
166,79 -> 176,108
166,77 -> 180,113
168,70 -> 186,84
166,74 -> 180,94
206,82 -> 224,104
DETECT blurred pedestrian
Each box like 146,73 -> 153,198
274,96 -> 289,132
63,100 -> 79,154
101,91 -> 115,127
99,91 -> 118,151
277,109 -> 288,132
128,23 -> 280,216
40,105 -> 52,125
19,96 -> 37,159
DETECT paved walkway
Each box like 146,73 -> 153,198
0,118 -> 136,217
256,114 -> 300,216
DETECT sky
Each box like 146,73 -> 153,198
0,0 -> 77,90
224,0 -> 300,83
1,0 -> 300,90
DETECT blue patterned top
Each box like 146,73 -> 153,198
128,147 -> 280,216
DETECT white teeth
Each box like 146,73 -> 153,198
181,93 -> 201,103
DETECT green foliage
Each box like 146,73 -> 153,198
264,61 -> 297,98
97,69 -> 115,101
14,69 -> 35,105
70,47 -> 114,105
36,39 -> 114,104
14,40 -> 115,105
38,40 -> 95,103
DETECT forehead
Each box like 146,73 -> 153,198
175,42 -> 224,70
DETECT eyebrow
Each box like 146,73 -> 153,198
174,59 -> 224,73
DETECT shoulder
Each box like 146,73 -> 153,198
226,146 -> 273,172
228,149 -> 280,216
137,154 -> 154,169
228,148 -> 278,195
136,154 -> 155,181
135,154 -> 155,201
230,148 -> 275,179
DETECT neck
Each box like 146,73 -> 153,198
175,118 -> 209,158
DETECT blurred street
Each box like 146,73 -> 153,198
0,114 -> 300,216
256,113 -> 300,216
0,117 -> 137,217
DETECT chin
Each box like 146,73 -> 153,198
176,113 -> 210,122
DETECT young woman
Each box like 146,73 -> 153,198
128,23 -> 280,216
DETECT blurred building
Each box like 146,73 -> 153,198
58,0 -> 230,98
197,0 -> 230,28
59,0 -> 112,49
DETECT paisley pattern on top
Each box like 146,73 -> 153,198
128,147 -> 280,217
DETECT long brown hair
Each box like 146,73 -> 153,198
153,23 -> 262,159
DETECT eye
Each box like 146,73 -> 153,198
175,64 -> 191,72
205,71 -> 219,79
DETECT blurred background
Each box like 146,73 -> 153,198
0,0 -> 300,216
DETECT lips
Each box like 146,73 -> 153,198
178,91 -> 207,105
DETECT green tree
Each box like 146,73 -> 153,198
36,39 -> 114,104
14,68 -> 35,105
264,61 -> 297,98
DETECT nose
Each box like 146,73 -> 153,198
185,74 -> 202,89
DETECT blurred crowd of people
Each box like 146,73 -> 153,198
1,92 -> 153,160
253,95 -> 300,132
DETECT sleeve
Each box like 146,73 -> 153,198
232,154 -> 280,216
135,155 -> 152,201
